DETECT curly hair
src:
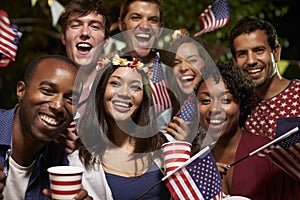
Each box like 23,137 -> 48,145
200,62 -> 255,127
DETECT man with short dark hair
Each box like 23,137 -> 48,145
61,0 -> 111,116
0,55 -> 90,199
229,16 -> 300,139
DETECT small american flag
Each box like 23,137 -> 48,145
163,146 -> 222,200
259,117 -> 300,181
150,53 -> 172,114
176,95 -> 197,123
194,0 -> 230,37
0,9 -> 22,67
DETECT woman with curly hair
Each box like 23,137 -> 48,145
196,62 -> 300,199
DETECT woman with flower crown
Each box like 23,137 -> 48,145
69,54 -> 172,199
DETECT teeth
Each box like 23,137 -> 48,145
77,43 -> 91,48
247,68 -> 262,74
113,101 -> 129,108
210,119 -> 224,124
181,75 -> 194,81
136,33 -> 150,39
40,114 -> 59,125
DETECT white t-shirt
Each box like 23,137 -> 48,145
3,157 -> 35,199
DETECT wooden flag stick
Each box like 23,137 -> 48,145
227,126 -> 299,169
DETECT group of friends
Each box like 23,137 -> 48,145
0,0 -> 300,199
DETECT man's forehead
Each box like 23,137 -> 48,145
32,59 -> 75,79
68,12 -> 105,22
128,1 -> 161,15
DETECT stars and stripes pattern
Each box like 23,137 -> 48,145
245,80 -> 300,140
194,0 -> 230,37
258,118 -> 300,181
150,53 -> 172,115
163,146 -> 222,200
176,95 -> 197,123
0,9 -> 22,67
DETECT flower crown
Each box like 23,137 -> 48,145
96,54 -> 144,71
112,54 -> 144,69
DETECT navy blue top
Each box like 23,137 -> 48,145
0,108 -> 69,200
105,163 -> 170,200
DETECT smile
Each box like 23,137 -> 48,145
113,100 -> 131,108
245,68 -> 262,74
76,42 -> 92,52
181,75 -> 195,83
209,119 -> 225,125
40,114 -> 59,126
135,33 -> 152,42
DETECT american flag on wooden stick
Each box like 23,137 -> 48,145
194,0 -> 230,37
150,53 -> 172,115
258,117 -> 300,181
176,95 -> 197,123
0,9 -> 22,67
163,146 -> 223,200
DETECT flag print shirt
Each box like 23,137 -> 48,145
244,79 -> 300,139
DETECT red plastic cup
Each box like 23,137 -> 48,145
47,166 -> 83,200
67,112 -> 80,133
162,141 -> 192,175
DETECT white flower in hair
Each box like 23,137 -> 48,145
112,54 -> 144,69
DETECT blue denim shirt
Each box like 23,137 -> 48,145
0,108 -> 69,200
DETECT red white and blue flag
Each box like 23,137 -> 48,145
176,95 -> 197,123
0,9 -> 22,67
163,146 -> 223,200
194,0 -> 230,37
258,117 -> 300,181
150,53 -> 172,115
